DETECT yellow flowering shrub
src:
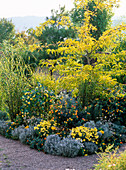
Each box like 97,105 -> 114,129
71,126 -> 99,144
34,119 -> 57,139
20,83 -> 56,125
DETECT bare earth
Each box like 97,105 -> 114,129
0,135 -> 126,170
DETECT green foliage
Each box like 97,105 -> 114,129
82,96 -> 126,126
30,6 -> 76,60
28,137 -> 45,151
70,0 -> 112,40
0,18 -> 15,43
112,38 -> 126,84
0,42 -> 31,121
20,83 -> 56,124
13,30 -> 41,70
114,38 -> 126,53
0,110 -> 9,121
0,0 -> 125,159
50,96 -> 85,131
78,77 -> 100,107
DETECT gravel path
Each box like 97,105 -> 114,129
0,135 -> 126,170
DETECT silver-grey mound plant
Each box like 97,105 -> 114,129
44,135 -> 83,157
44,134 -> 61,155
56,137 -> 83,157
11,125 -> 25,140
84,142 -> 98,154
84,120 -> 96,129
0,120 -> 9,136
19,126 -> 35,144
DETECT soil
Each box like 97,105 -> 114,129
0,135 -> 126,170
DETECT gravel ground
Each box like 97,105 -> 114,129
0,135 -> 126,170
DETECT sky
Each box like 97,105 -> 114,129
0,0 -> 126,18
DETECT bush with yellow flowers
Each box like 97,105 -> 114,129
19,83 -> 56,125
71,126 -> 99,144
26,119 -> 57,151
34,119 -> 57,139
70,126 -> 99,155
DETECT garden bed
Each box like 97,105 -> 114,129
0,135 -> 126,170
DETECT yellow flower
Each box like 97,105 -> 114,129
78,132 -> 82,137
51,126 -> 56,131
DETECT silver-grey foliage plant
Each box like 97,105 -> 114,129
44,135 -> 83,157
18,126 -> 35,144
11,125 -> 25,140
44,134 -> 61,155
0,120 -> 9,136
84,142 -> 98,154
57,137 -> 83,157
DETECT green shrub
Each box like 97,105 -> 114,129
81,96 -> 126,126
28,136 -> 45,151
19,83 -> 56,124
0,110 -> 9,121
78,78 -> 99,107
50,94 -> 85,131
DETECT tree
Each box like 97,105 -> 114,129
0,18 -> 15,43
29,6 -> 76,60
70,0 -> 113,40
30,0 -> 126,99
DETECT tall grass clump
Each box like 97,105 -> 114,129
0,41 -> 32,121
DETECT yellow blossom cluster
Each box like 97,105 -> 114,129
34,120 -> 57,137
71,126 -> 99,144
